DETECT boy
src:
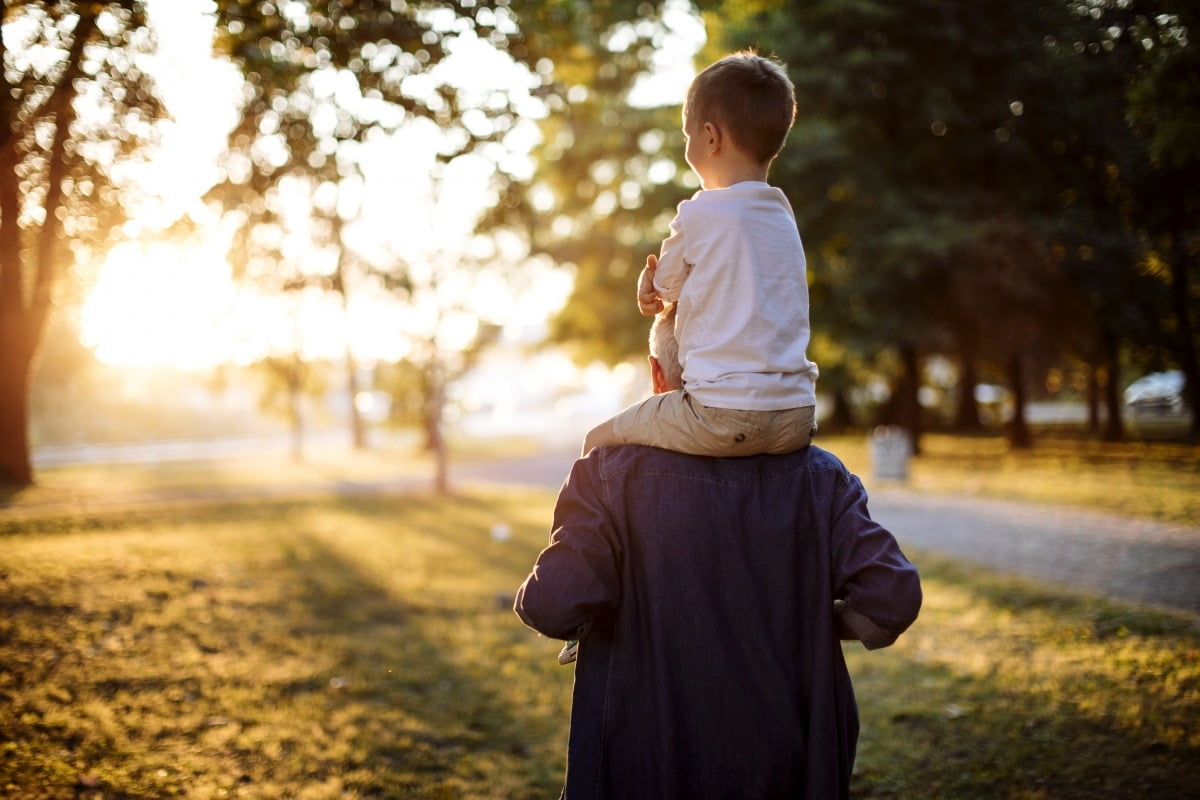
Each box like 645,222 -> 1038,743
581,50 -> 819,458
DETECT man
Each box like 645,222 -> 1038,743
515,305 -> 922,799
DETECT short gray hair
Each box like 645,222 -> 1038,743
649,303 -> 682,390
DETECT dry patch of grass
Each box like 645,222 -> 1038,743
10,446 -> 436,511
821,432 -> 1200,527
2,484 -> 1198,798
0,491 -> 571,799
847,551 -> 1200,798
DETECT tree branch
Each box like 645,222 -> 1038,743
29,9 -> 99,339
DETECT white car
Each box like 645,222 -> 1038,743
1124,370 -> 1186,415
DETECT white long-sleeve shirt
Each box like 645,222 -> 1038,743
654,182 -> 818,410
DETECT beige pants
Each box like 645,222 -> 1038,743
612,390 -> 816,457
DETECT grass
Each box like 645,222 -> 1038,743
2,484 -> 1198,799
15,427 -> 1200,528
817,431 -> 1200,527
1,490 -> 570,799
845,551 -> 1200,798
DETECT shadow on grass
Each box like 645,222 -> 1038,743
23,488 -> 1198,799
265,530 -> 548,797
847,551 -> 1200,799
0,497 -> 568,800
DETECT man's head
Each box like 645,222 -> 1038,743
683,51 -> 796,166
649,303 -> 682,394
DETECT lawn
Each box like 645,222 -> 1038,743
820,431 -> 1200,527
2,485 -> 1198,799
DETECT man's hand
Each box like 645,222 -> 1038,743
637,254 -> 664,316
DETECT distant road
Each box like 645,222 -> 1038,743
32,435 -> 309,467
27,435 -> 1200,616
454,447 -> 1200,617
31,430 -> 420,468
865,488 -> 1200,616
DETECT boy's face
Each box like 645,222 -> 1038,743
682,113 -> 716,189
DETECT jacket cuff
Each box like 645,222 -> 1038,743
838,606 -> 901,651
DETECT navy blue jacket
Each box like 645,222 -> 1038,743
515,445 -> 922,799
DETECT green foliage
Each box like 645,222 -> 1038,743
488,2 -> 695,364
1,2 -> 163,260
699,0 -> 1199,438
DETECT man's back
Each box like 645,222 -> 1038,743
516,445 -> 921,800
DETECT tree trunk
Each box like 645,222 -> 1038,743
824,386 -> 856,433
0,327 -> 34,487
1006,352 -> 1033,449
0,11 -> 95,489
424,356 -> 449,495
1099,327 -> 1125,443
897,343 -> 922,456
1168,242 -> 1200,437
1085,362 -> 1101,435
288,364 -> 304,463
952,349 -> 984,432
346,350 -> 367,449
331,211 -> 367,450
0,153 -> 32,487
0,28 -> 29,487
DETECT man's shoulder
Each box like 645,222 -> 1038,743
591,444 -> 849,484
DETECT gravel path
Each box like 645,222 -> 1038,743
866,488 -> 1200,615
453,449 -> 1200,617
11,444 -> 1197,617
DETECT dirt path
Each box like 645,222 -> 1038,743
866,488 -> 1200,615
7,445 -> 1197,616
453,449 -> 1200,617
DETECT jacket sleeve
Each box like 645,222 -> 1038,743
514,452 -> 622,641
652,203 -> 691,303
829,472 -> 922,650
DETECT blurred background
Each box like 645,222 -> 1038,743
2,0 -> 1196,491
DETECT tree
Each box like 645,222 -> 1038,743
1123,1 -> 1200,435
704,0 -> 1193,448
704,0 -> 1067,450
207,0 -> 533,453
488,1 -> 699,364
0,1 -> 164,488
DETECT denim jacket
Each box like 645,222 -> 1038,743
515,444 -> 922,800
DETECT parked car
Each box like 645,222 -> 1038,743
1124,370 -> 1186,415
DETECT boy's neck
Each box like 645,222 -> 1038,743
702,157 -> 770,190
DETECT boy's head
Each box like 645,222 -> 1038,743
683,51 -> 796,165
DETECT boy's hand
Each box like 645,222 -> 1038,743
637,254 -> 664,316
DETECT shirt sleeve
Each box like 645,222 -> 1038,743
652,202 -> 691,303
829,472 -> 922,650
514,453 -> 622,641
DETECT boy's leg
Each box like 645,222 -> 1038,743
581,416 -> 619,456
583,398 -> 818,458
581,391 -> 689,456
617,392 -> 767,456
762,405 -> 817,454
667,404 -> 816,456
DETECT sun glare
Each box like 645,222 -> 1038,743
80,243 -> 239,370
76,0 -> 698,377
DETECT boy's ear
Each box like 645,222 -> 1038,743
703,121 -> 722,154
